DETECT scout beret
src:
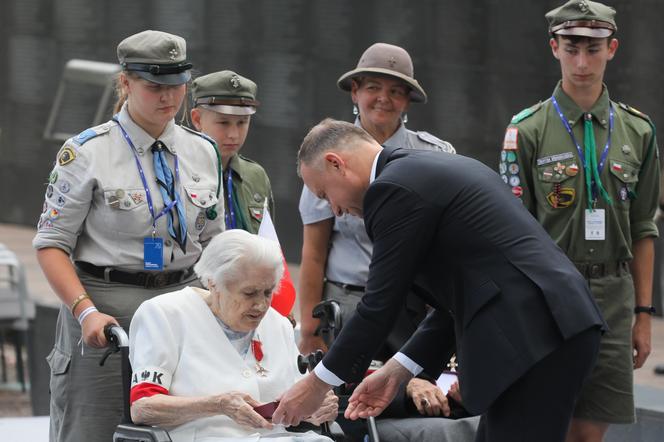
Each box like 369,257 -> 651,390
117,30 -> 192,85
192,70 -> 259,116
546,0 -> 617,38
337,43 -> 427,104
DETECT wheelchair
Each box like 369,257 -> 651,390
100,324 -> 346,442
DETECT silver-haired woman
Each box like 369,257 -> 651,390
129,229 -> 337,441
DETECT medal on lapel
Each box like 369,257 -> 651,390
252,338 -> 268,377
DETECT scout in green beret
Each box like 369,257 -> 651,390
500,1 -> 659,439
191,71 -> 274,234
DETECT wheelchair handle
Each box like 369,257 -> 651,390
104,324 -> 129,348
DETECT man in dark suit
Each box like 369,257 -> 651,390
274,119 -> 604,441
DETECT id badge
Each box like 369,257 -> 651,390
584,209 -> 605,241
144,237 -> 164,270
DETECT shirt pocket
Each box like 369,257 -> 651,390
608,159 -> 640,208
536,159 -> 580,209
183,184 -> 219,232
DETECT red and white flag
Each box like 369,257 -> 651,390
257,202 -> 296,317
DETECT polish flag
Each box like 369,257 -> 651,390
257,202 -> 296,317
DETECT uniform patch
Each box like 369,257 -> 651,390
130,192 -> 145,205
499,162 -> 507,174
508,163 -> 520,175
509,175 -> 521,187
46,185 -> 54,199
57,146 -> 76,166
566,163 -> 579,176
56,194 -> 66,207
536,152 -> 574,166
500,151 -> 507,162
511,186 -> 523,197
546,188 -> 575,208
501,174 -> 509,184
510,102 -> 542,124
506,152 -> 517,163
49,208 -> 59,220
49,170 -> 58,184
502,127 -> 519,151
59,181 -> 71,194
195,211 -> 206,230
250,207 -> 264,222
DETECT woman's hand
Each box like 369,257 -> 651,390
81,311 -> 119,348
305,390 -> 339,425
406,378 -> 450,417
220,392 -> 273,429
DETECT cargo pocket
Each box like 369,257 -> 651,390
46,347 -> 71,421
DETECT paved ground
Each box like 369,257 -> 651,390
1,222 -> 664,418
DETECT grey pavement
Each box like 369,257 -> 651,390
1,222 -> 664,392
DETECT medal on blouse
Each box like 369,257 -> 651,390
252,338 -> 268,377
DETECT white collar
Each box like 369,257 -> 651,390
369,148 -> 382,184
118,103 -> 177,154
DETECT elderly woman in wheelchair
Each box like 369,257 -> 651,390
128,230 -> 338,441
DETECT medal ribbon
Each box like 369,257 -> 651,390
551,97 -> 614,210
113,117 -> 180,232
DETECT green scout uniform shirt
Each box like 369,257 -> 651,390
224,153 -> 274,234
500,81 -> 659,263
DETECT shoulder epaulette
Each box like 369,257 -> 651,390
71,121 -> 116,146
618,102 -> 652,123
416,131 -> 455,153
180,125 -> 217,146
238,154 -> 258,165
511,102 -> 542,124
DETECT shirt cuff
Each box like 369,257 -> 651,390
393,352 -> 423,376
313,362 -> 345,387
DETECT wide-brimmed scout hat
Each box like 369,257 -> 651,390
546,0 -> 617,38
117,30 -> 192,85
337,43 -> 427,104
191,70 -> 259,116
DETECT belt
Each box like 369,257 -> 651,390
573,261 -> 629,279
326,279 -> 365,293
76,261 -> 195,289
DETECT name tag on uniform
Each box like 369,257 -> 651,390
144,237 -> 164,270
585,209 -> 605,241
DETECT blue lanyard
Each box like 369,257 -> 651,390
225,170 -> 236,229
113,117 -> 180,232
551,96 -> 614,174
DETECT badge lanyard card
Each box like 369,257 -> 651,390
114,118 -> 180,270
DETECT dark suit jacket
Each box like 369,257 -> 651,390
321,146 -> 604,414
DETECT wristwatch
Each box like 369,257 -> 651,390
634,305 -> 656,315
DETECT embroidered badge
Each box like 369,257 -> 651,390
499,162 -> 507,174
59,181 -> 71,194
566,163 -> 579,176
57,146 -> 76,166
536,152 -> 574,166
502,127 -> 519,151
56,195 -> 66,207
506,152 -> 517,163
250,207 -> 263,222
49,170 -> 58,184
195,211 -> 206,230
509,175 -> 520,187
46,185 -> 54,199
511,186 -> 523,197
508,163 -> 520,175
547,188 -> 575,208
501,174 -> 508,184
130,192 -> 145,205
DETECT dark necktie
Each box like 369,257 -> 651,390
152,141 -> 187,253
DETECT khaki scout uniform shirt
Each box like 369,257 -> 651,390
224,153 -> 274,234
33,104 -> 224,271
500,82 -> 659,263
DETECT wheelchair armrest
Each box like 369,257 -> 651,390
113,423 -> 172,442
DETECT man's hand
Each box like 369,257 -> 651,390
345,358 -> 412,420
272,372 -> 331,427
447,381 -> 463,404
633,315 -> 652,369
406,378 -> 450,417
